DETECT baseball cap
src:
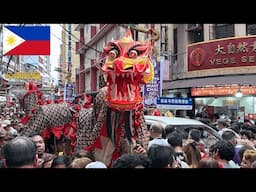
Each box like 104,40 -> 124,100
85,161 -> 107,168
2,120 -> 11,127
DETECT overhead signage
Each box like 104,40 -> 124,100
156,97 -> 193,110
191,86 -> 256,96
5,72 -> 42,80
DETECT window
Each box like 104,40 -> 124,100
187,24 -> 204,43
214,24 -> 234,39
246,24 -> 256,35
160,25 -> 168,59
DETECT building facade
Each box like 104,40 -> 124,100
58,24 -> 80,100
74,23 -> 256,121
163,24 -> 256,121
75,24 -> 161,95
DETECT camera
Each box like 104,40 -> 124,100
133,144 -> 140,150
133,140 -> 142,150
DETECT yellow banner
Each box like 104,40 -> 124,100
5,72 -> 42,80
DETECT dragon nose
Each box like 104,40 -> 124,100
113,59 -> 124,72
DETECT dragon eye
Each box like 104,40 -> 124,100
108,49 -> 118,59
128,50 -> 138,58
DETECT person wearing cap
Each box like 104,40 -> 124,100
2,119 -> 11,128
2,119 -> 18,139
85,161 -> 107,168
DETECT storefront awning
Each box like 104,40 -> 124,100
163,75 -> 256,90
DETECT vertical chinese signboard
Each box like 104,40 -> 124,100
64,83 -> 75,102
143,57 -> 163,108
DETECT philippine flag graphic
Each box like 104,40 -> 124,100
3,26 -> 50,55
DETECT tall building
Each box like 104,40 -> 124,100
59,24 -> 80,100
59,24 -> 79,85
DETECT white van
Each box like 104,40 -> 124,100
144,115 -> 222,148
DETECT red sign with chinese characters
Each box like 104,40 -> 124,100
188,36 -> 256,71
191,86 -> 256,96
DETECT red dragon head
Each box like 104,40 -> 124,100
98,29 -> 154,111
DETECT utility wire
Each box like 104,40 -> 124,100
51,29 -> 107,77
58,24 -> 110,71
59,24 -> 103,54
51,30 -> 99,62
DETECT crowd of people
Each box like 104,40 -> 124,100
1,98 -> 256,168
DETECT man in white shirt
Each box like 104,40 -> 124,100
147,122 -> 169,150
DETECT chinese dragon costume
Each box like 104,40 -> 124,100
20,28 -> 158,166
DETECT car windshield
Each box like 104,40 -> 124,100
145,117 -> 221,149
